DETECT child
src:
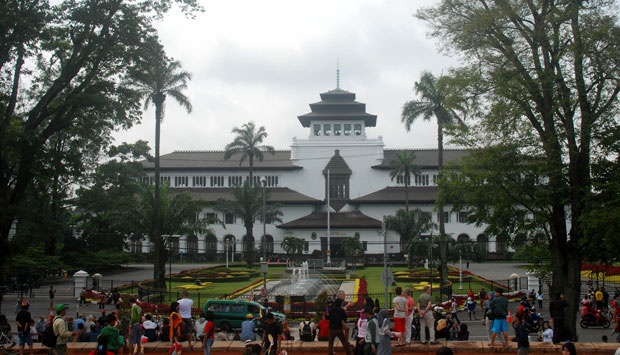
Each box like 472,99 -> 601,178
169,336 -> 183,355
540,321 -> 553,343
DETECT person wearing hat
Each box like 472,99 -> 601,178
240,313 -> 256,342
15,300 -> 33,355
53,304 -> 77,355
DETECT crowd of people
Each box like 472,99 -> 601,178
7,282 -> 620,355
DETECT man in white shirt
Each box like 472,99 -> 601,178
177,290 -> 194,349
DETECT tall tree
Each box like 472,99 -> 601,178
224,121 -> 275,184
419,0 -> 620,336
385,208 -> 435,268
402,71 -> 464,285
389,150 -> 419,212
214,181 -> 282,267
0,0 -> 202,284
132,56 -> 193,288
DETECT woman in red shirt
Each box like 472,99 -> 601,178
202,310 -> 215,355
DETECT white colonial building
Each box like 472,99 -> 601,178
139,86 -> 499,262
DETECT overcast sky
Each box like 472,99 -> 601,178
112,0 -> 461,154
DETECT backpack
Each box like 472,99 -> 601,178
42,317 -> 61,348
300,321 -> 313,341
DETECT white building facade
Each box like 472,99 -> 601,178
140,86 -> 498,262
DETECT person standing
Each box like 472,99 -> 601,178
261,313 -> 282,355
364,308 -> 379,355
513,313 -> 529,355
537,289 -> 544,309
328,298 -> 352,355
392,286 -> 407,346
417,285 -> 437,345
52,304 -> 77,355
15,300 -> 33,355
489,287 -> 509,347
403,287 -> 415,345
376,309 -> 393,355
450,297 -> 460,323
169,301 -> 183,344
49,287 -> 55,311
549,292 -> 569,344
128,298 -> 143,355
202,310 -> 215,355
177,291 -> 194,349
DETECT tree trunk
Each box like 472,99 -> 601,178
153,99 -> 165,289
437,122 -> 449,287
244,220 -> 255,267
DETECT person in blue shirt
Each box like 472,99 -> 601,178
240,314 -> 256,342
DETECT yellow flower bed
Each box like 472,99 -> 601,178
176,283 -> 212,290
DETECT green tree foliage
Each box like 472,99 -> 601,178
74,141 -> 151,252
214,181 -> 282,267
342,235 -> 364,270
389,150 -> 419,212
224,121 -> 276,184
0,0 -> 202,281
419,0 -> 620,336
402,71 -> 465,286
132,54 -> 193,289
280,236 -> 305,262
386,209 -> 435,268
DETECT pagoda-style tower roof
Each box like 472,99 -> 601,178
297,88 -> 377,127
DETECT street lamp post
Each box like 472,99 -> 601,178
225,239 -> 229,269
260,177 -> 267,262
459,249 -> 463,289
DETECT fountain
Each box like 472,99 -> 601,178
268,261 -> 340,301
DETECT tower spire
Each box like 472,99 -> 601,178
336,59 -> 340,89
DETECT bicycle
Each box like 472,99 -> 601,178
0,331 -> 18,355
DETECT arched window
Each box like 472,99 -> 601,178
476,234 -> 488,257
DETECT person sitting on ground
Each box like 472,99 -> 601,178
240,314 -> 256,342
540,321 -> 553,343
280,321 -> 293,341
99,314 -> 124,355
298,315 -> 316,342
88,333 -> 115,355
159,318 -> 171,342
316,312 -> 329,341
143,314 -> 159,342
457,323 -> 469,341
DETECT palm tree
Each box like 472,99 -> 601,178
214,181 -> 282,267
402,71 -> 464,285
224,121 -> 275,184
386,208 -> 435,268
389,150 -> 419,212
133,54 -> 192,288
